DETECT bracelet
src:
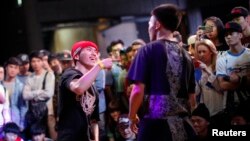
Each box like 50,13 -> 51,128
97,60 -> 105,69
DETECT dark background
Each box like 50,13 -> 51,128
0,0 -> 249,65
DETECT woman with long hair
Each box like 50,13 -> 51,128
194,39 -> 227,128
197,16 -> 229,56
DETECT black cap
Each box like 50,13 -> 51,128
230,6 -> 249,19
17,54 -> 30,65
39,49 -> 50,57
224,21 -> 242,34
57,52 -> 72,61
192,103 -> 210,122
3,122 -> 20,134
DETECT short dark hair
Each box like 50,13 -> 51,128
4,57 -> 21,67
110,39 -> 124,48
29,51 -> 44,60
125,46 -> 133,53
3,122 -> 20,134
108,99 -> 122,113
30,123 -> 46,136
106,45 -> 112,54
151,4 -> 182,32
48,53 -> 59,64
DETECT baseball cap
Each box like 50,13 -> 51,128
3,122 -> 20,134
71,41 -> 98,59
39,49 -> 50,57
224,21 -> 242,33
17,53 -> 30,65
230,6 -> 249,19
57,51 -> 72,61
187,35 -> 197,46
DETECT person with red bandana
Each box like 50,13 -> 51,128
57,41 -> 112,141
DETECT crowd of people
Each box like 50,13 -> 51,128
0,3 -> 250,141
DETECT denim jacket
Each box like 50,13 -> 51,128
10,78 -> 28,130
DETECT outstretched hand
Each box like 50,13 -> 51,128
129,116 -> 139,134
100,58 -> 113,69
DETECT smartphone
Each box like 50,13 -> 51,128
198,26 -> 213,33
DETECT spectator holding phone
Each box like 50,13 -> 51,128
197,16 -> 229,56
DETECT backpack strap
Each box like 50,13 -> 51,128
42,71 -> 49,90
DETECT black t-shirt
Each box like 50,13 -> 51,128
57,68 -> 99,141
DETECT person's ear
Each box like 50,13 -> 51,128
239,32 -> 243,39
245,15 -> 250,23
74,54 -> 80,61
155,20 -> 161,30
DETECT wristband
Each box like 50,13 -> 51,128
97,60 -> 105,69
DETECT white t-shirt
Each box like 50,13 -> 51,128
216,48 -> 250,77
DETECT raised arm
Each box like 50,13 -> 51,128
70,58 -> 112,95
